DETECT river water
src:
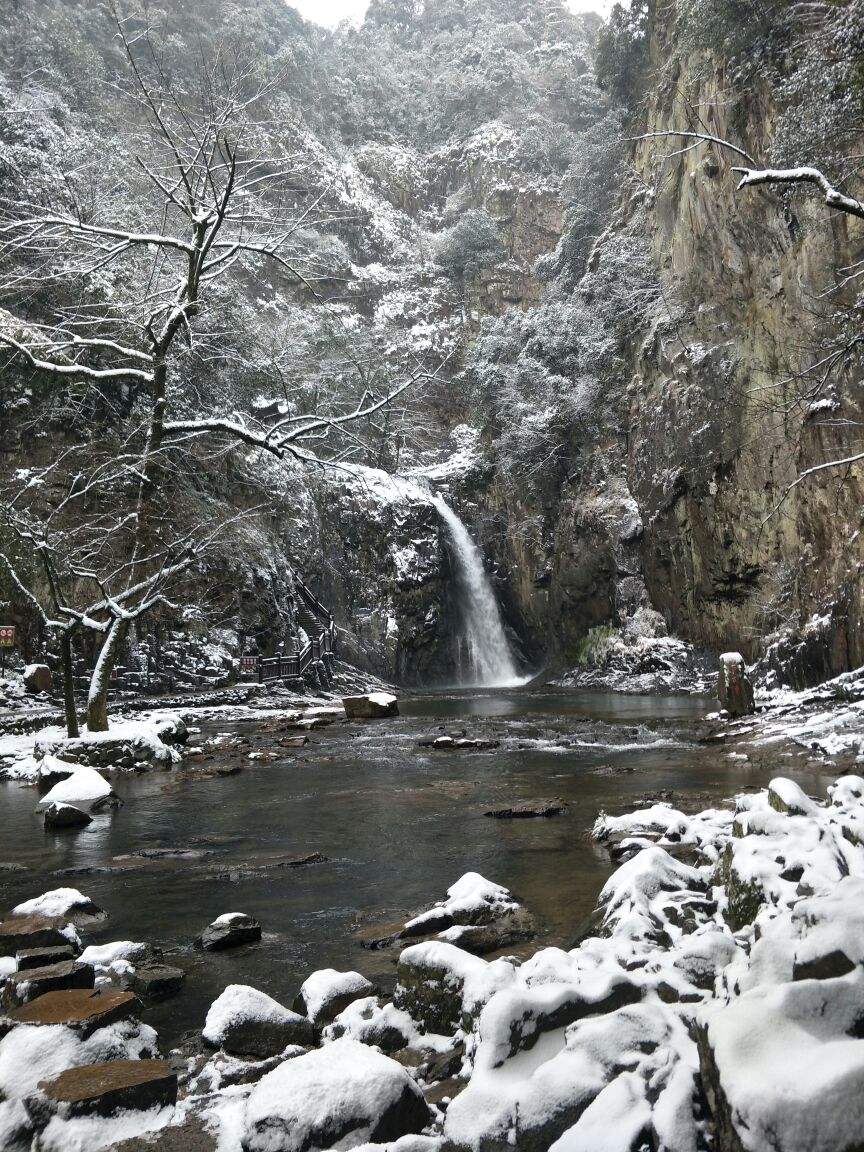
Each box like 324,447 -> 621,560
0,688 -> 833,1047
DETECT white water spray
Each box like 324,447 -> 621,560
431,494 -> 522,687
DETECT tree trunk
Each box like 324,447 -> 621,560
86,618 -> 126,732
60,630 -> 79,738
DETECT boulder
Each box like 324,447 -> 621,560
343,692 -> 399,720
126,964 -> 185,1002
39,767 -> 115,813
37,1058 -> 177,1117
294,968 -> 376,1026
23,664 -> 52,695
394,942 -> 491,1034
242,1037 -> 432,1151
12,887 -> 106,925
203,984 -> 316,1057
2,986 -> 140,1037
10,958 -> 94,1003
196,912 -> 261,951
43,803 -> 92,830
0,915 -> 73,958
716,653 -> 755,717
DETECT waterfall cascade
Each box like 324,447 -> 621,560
431,494 -> 523,687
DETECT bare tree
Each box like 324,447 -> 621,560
0,5 -> 432,731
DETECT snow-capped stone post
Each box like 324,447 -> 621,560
717,652 -> 755,717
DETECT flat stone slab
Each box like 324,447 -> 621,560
106,1115 -> 218,1151
4,986 -> 141,1035
11,958 -> 94,1002
0,914 -> 72,957
39,1058 -> 177,1116
16,944 -> 76,970
484,799 -> 566,819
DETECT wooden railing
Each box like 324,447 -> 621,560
242,576 -> 336,683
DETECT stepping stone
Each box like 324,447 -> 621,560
0,914 -> 72,957
2,986 -> 141,1037
484,799 -> 566,819
126,964 -> 185,1001
196,912 -> 261,951
278,735 -> 309,748
38,1058 -> 177,1116
418,736 -> 500,750
11,958 -> 94,1002
16,944 -> 76,970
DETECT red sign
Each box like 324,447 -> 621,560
240,656 -> 258,674
0,626 -> 15,648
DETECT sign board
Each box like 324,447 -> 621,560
0,626 -> 15,648
240,655 -> 258,675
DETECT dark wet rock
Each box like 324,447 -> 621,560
0,862 -> 26,872
37,1058 -> 177,1117
43,802 -> 92,829
434,919 -> 536,956
135,847 -> 214,861
484,798 -> 566,819
10,958 -> 94,1003
126,964 -> 185,1001
23,664 -> 52,694
792,949 -> 857,982
91,793 -> 125,812
717,653 -> 755,717
2,986 -> 141,1037
0,914 -> 73,957
16,944 -> 76,970
196,913 -> 261,951
355,920 -> 405,951
394,945 -> 487,1034
418,736 -> 500,750
206,852 -> 327,882
106,1115 -> 218,1152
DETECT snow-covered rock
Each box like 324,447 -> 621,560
242,1037 -> 432,1152
12,888 -> 105,923
38,766 -> 114,812
203,984 -> 315,1057
295,968 -> 376,1026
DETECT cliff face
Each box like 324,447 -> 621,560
623,7 -> 864,682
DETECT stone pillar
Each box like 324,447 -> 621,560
717,652 -> 755,717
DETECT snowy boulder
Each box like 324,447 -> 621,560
39,766 -> 115,813
323,997 -> 417,1054
242,1037 -> 432,1152
716,652 -> 754,717
596,846 -> 707,942
697,969 -> 864,1152
203,985 -> 315,1057
43,803 -> 91,830
394,942 -> 513,1035
23,664 -> 52,695
400,872 -> 535,953
12,888 -> 105,925
197,912 -> 261,951
295,968 -> 376,1026
768,777 -> 817,817
343,693 -> 399,720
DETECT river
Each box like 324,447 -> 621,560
0,688 -> 834,1047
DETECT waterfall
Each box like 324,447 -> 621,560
431,495 -> 522,688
